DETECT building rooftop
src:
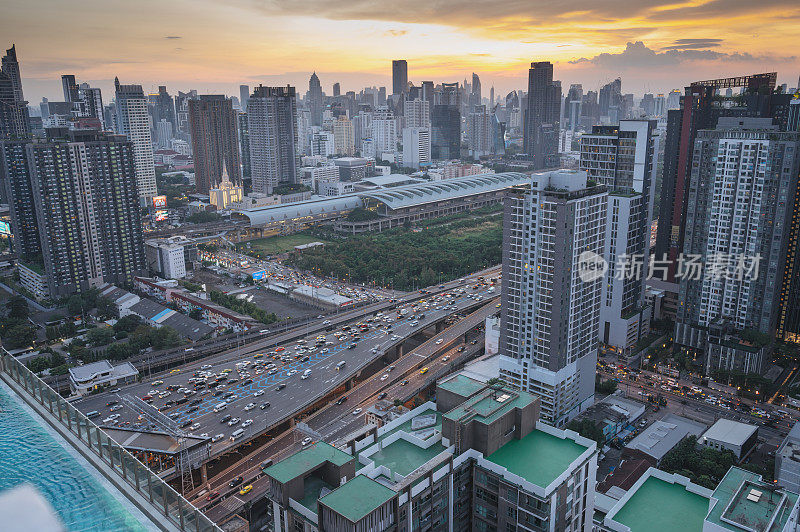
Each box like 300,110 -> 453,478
358,174 -> 424,188
486,428 -> 589,488
705,466 -> 799,532
318,474 -> 396,523
264,442 -> 353,484
625,414 -> 707,462
437,374 -> 486,399
68,360 -> 138,384
368,437 -> 445,477
297,475 -> 335,514
444,386 -> 535,426
701,419 -> 758,447
608,474 -> 710,532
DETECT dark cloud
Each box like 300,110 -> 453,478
567,41 -> 791,69
662,38 -> 724,50
164,35 -> 182,39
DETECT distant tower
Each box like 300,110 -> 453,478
333,82 -> 341,97
307,72 -> 323,127
392,60 -> 408,96
0,45 -> 30,140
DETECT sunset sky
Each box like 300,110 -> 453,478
4,0 -> 799,103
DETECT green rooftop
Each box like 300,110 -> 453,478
438,374 -> 486,398
297,476 -> 335,514
610,476 -> 710,532
264,442 -> 353,484
318,475 -> 396,523
706,467 -> 799,532
444,387 -> 535,426
376,409 -> 441,444
486,429 -> 588,488
368,437 -> 446,477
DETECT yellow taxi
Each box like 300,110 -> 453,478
420,367 -> 429,375
170,369 -> 180,374
239,485 -> 253,495
254,353 -> 264,359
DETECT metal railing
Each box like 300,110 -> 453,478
0,353 -> 222,532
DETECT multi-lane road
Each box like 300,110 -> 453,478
74,279 -> 500,457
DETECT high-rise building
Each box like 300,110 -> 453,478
402,126 -> 430,169
114,78 -> 157,200
307,72 -> 324,127
0,128 -> 146,298
598,78 -> 622,123
174,89 -> 197,136
247,85 -> 299,194
332,115 -> 354,156
237,111 -> 250,179
676,118 -> 800,374
580,120 -> 659,362
403,98 -> 430,128
155,119 -> 173,149
392,59 -> 408,96
60,74 -> 105,129
523,61 -> 561,169
332,82 -> 340,97
371,107 -> 396,155
148,85 -> 176,130
239,84 -> 249,112
188,95 -> 241,194
61,74 -> 79,103
467,105 -> 492,158
0,45 -> 30,140
654,73 -> 780,282
566,84 -> 583,131
499,170 -> 607,426
470,72 -> 481,108
431,105 -> 460,160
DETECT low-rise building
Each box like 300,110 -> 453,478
624,414 -> 707,466
699,419 -> 759,462
18,262 -> 50,300
578,393 -> 646,444
68,360 -> 138,396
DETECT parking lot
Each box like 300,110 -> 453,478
74,280 -> 500,455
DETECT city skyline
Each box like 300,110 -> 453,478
4,0 -> 799,103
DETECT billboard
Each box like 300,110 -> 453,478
154,210 -> 168,222
0,221 -> 10,235
252,270 -> 266,281
152,195 -> 167,209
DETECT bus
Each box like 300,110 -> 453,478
230,428 -> 245,441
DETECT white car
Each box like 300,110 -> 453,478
244,403 -> 256,411
212,434 -> 225,442
228,418 -> 240,426
254,390 -> 264,397
201,364 -> 212,370
108,413 -> 121,420
435,339 -> 443,345
110,404 -> 123,412
301,437 -> 313,446
190,423 -> 201,430
287,369 -> 298,376
241,419 -> 253,428
380,374 -> 389,381
352,408 -> 363,416
441,356 -> 450,362
321,348 -> 329,353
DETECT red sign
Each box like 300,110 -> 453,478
152,195 -> 167,209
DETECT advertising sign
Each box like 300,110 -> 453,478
152,195 -> 167,209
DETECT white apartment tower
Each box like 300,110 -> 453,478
579,120 -> 658,362
402,127 -> 431,170
332,116 -> 355,156
371,107 -> 397,155
114,78 -> 157,201
404,98 -> 430,128
499,170 -> 607,426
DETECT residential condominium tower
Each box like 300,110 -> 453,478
523,61 -> 561,169
188,95 -> 241,194
676,118 -> 800,375
0,45 -> 30,140
579,120 -> 659,363
0,128 -> 147,299
114,77 -> 157,201
499,170 -> 607,426
247,85 -> 299,194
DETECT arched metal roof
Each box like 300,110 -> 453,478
233,194 -> 364,225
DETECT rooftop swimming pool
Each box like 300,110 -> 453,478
0,382 -> 155,531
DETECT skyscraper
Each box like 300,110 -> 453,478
470,72 -> 481,108
580,120 -> 659,362
149,85 -> 176,130
654,73 -> 779,282
0,128 -> 146,298
599,78 -> 622,123
114,78 -> 157,200
676,118 -> 800,374
566,84 -> 583,131
0,45 -> 30,140
307,72 -> 323,127
239,84 -> 250,112
402,126 -> 430,169
61,74 -> 79,103
332,115 -> 354,156
403,98 -> 430,128
189,95 -> 241,194
174,89 -> 197,136
370,107 -> 396,155
332,82 -> 340,97
467,105 -> 491,158
62,74 -> 105,129
523,61 -> 561,169
392,60 -> 407,96
247,85 -> 299,194
499,170 -> 607,425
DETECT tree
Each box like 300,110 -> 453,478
6,295 -> 28,320
106,343 -> 132,361
3,324 -> 36,349
113,315 -> 142,334
189,308 -> 203,320
27,356 -> 50,373
566,418 -> 605,447
96,296 -> 116,318
66,295 -> 83,316
86,327 -> 114,347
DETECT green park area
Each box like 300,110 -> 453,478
238,232 -> 332,257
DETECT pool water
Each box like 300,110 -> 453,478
0,383 -> 150,531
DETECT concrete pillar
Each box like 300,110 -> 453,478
201,463 -> 208,485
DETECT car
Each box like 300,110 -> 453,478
229,476 -> 243,488
190,423 -> 201,430
151,380 -> 163,386
420,367 -> 429,374
228,417 -> 240,426
301,437 -> 313,446
241,419 -> 253,428
335,396 -> 347,405
352,408 -> 363,416
244,403 -> 256,411
275,347 -> 285,352
206,491 -> 220,501
377,392 -> 387,400
276,383 -> 286,391
442,355 -> 451,361
380,374 -> 389,381
109,404 -> 123,412
260,402 -> 271,409
170,369 -> 180,374
201,365 -> 212,370
254,390 -> 264,397
212,433 -> 225,442
239,485 -> 253,495
400,380 -> 409,386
